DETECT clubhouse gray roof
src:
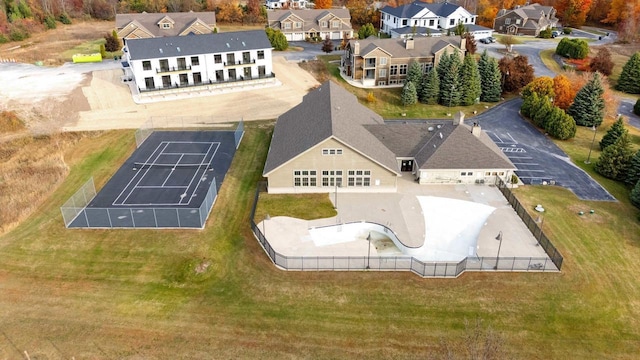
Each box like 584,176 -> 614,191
126,30 -> 271,60
267,9 -> 352,32
263,81 -> 400,176
381,1 -> 473,18
349,36 -> 463,58
116,12 -> 216,37
365,122 -> 515,170
391,26 -> 443,36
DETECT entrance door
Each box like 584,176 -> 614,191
401,160 -> 413,172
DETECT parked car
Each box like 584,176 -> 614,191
479,37 -> 496,44
551,30 -> 562,38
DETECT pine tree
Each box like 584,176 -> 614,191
626,150 -> 640,186
358,23 -> 376,39
533,96 -> 553,128
406,61 -> 423,93
478,50 -> 501,102
616,52 -> 640,94
635,99 -> 640,115
460,54 -> 481,106
545,107 -> 577,140
567,72 -> 605,127
436,50 -> 451,86
521,92 -> 539,118
439,52 -> 462,106
595,133 -> 634,180
419,68 -> 439,104
401,81 -> 417,106
631,180 -> 640,209
599,116 -> 628,150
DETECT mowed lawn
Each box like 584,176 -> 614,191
1,122 -> 640,358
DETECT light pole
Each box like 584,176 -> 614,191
585,125 -> 597,164
366,232 -> 372,269
263,213 -> 270,238
334,180 -> 340,209
494,231 -> 503,270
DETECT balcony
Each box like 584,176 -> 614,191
139,72 -> 276,93
155,65 -> 192,73
223,59 -> 256,67
362,59 -> 376,69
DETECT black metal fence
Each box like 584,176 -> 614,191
249,182 -> 560,278
495,177 -> 564,269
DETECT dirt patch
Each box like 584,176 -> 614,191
0,20 -> 114,65
597,43 -> 640,58
298,59 -> 332,84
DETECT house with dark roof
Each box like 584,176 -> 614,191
267,9 -> 353,41
341,36 -> 465,87
263,81 -> 515,193
493,3 -> 558,36
116,12 -> 216,44
124,30 -> 275,97
379,1 -> 490,39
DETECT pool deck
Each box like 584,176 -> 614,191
260,177 -> 549,260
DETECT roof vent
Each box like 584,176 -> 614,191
242,41 -> 246,46
159,48 -> 163,53
439,132 -> 443,139
226,43 -> 230,48
177,47 -> 181,52
428,126 -> 434,132
433,144 -> 437,148
437,124 -> 442,129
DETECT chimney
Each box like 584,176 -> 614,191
471,122 -> 482,138
353,41 -> 360,55
453,111 -> 465,126
405,38 -> 414,50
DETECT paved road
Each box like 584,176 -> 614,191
472,99 -> 616,201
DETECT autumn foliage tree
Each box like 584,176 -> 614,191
499,56 -> 534,93
552,74 -> 575,110
556,0 -> 593,28
590,47 -> 614,76
314,0 -> 332,9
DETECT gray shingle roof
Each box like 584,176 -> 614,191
366,122 -> 515,170
116,12 -> 216,37
381,1 -> 473,18
267,9 -> 352,32
126,30 -> 271,60
263,81 -> 400,176
348,36 -> 463,58
391,26 -> 443,36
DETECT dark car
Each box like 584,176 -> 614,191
479,37 -> 495,44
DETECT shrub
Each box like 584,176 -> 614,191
635,99 -> 640,115
563,27 -> 572,34
104,31 -> 120,52
44,15 -> 56,30
366,92 -> 376,103
630,180 -> 640,209
539,28 -> 552,39
99,43 -> 106,59
0,34 -> 8,44
9,26 -> 29,41
556,38 -> 589,59
58,12 -> 72,24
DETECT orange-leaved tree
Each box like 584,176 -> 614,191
553,74 -> 576,110
314,0 -> 333,9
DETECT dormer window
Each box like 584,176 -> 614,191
321,20 -> 327,27
161,23 -> 171,29
332,20 -> 340,28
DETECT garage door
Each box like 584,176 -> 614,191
292,32 -> 304,41
332,32 -> 340,39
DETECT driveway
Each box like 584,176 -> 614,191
283,40 -> 342,62
472,99 -> 616,201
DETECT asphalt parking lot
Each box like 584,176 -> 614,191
473,99 -> 616,201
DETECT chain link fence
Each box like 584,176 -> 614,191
60,178 -> 97,227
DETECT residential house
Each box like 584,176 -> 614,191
493,3 -> 558,36
266,0 -> 308,10
124,30 -> 275,94
341,36 -> 465,87
380,1 -> 479,37
267,9 -> 353,41
389,23 -> 493,40
116,12 -> 217,44
262,81 -> 515,193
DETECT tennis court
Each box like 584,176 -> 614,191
63,130 -> 239,228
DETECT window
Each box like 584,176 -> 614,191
429,19 -> 435,26
321,170 -> 343,187
179,73 -> 188,85
379,68 -> 387,77
389,80 -> 397,85
161,75 -> 171,87
177,57 -> 186,69
242,51 -> 251,63
402,19 -> 407,26
399,64 -> 407,75
159,59 -> 169,72
144,77 -> 155,89
243,67 -> 251,78
322,148 -> 343,155
295,22 -> 302,28
193,72 -> 202,84
257,50 -> 265,60
424,63 -> 433,73
505,18 -> 511,25
332,20 -> 340,28
321,21 -> 327,27
380,57 -> 387,65
347,170 -> 371,187
284,22 -> 292,29
390,65 -> 398,76
142,61 -> 151,71
293,170 -> 317,187
516,19 -> 521,25
191,56 -> 199,66
161,23 -> 171,29
258,65 -> 266,77
461,171 -> 473,176
227,53 -> 235,65
214,54 -> 222,64
378,81 -> 386,85
449,18 -> 455,25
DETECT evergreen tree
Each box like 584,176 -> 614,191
436,50 -> 451,85
358,23 -> 376,39
616,52 -> 640,94
631,180 -> 640,209
439,52 -> 462,106
626,150 -> 640,187
532,96 -> 553,128
401,81 -> 418,106
460,54 -> 481,106
635,99 -> 640,115
595,133 -> 634,181
599,117 -> 628,150
478,50 -> 501,102
520,92 -> 539,118
419,68 -> 439,104
545,107 -> 577,140
406,61 -> 423,93
567,72 -> 605,127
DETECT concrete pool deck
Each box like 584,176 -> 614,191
260,177 -> 550,261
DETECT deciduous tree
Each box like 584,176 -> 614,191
521,76 -> 555,100
616,52 -> 640,94
553,74 -> 575,110
599,116 -> 628,150
314,0 -> 332,9
321,35 -> 333,53
462,31 -> 476,54
460,54 -> 481,106
590,47 -> 614,76
556,0 -> 593,28
568,72 -> 606,127
499,56 -> 534,93
357,23 -> 376,39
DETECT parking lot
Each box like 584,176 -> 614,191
474,99 -> 616,201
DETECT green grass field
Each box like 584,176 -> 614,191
1,122 -> 640,358
61,38 -> 122,62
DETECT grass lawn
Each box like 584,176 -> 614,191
61,38 -> 122,62
1,122 -> 640,358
